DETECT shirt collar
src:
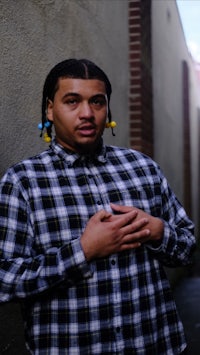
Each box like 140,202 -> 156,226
50,138 -> 107,166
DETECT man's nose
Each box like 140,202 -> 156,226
79,102 -> 93,119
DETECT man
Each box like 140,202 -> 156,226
0,59 -> 195,354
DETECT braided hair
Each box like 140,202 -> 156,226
41,59 -> 113,139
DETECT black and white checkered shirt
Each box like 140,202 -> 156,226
0,138 -> 195,354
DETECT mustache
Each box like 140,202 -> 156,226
76,122 -> 97,129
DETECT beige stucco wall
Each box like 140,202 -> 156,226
152,0 -> 200,236
0,0 -> 129,177
0,1 -> 130,352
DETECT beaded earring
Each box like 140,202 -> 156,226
105,121 -> 117,129
105,120 -> 116,136
38,121 -> 52,142
38,98 -> 52,143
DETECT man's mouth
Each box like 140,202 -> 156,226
77,124 -> 96,136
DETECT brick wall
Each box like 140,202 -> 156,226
129,0 -> 153,157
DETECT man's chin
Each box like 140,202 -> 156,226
76,138 -> 101,154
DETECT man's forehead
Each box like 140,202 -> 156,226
57,77 -> 107,94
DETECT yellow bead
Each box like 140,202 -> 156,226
43,133 -> 51,142
110,121 -> 116,128
44,136 -> 51,143
105,122 -> 110,128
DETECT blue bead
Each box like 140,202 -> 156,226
38,123 -> 43,130
44,121 -> 51,128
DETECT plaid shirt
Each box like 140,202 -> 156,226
0,139 -> 195,354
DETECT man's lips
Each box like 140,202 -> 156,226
77,124 -> 96,136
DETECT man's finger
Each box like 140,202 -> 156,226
110,203 -> 134,214
94,210 -> 112,222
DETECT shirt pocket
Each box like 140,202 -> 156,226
107,185 -> 154,213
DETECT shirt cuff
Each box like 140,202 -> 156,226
145,221 -> 171,252
58,238 -> 93,284
71,238 -> 93,279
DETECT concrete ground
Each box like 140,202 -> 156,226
173,250 -> 200,355
174,277 -> 200,355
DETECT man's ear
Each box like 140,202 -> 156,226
46,100 -> 54,122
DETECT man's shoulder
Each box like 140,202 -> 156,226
105,145 -> 161,174
1,149 -> 52,183
13,149 -> 51,169
106,145 -> 153,162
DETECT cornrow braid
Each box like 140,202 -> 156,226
41,59 -> 113,139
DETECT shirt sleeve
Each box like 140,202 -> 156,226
145,170 -> 196,267
0,174 -> 92,302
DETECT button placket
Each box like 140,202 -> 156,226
84,165 -> 109,209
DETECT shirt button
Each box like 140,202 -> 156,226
111,259 -> 116,265
97,200 -> 101,205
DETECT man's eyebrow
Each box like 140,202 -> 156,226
90,93 -> 107,101
92,93 -> 106,97
62,93 -> 107,100
62,92 -> 80,99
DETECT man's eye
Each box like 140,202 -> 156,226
66,99 -> 78,105
91,98 -> 106,106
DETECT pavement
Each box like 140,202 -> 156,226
173,249 -> 200,355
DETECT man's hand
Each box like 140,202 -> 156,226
80,208 -> 150,261
111,203 -> 164,244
